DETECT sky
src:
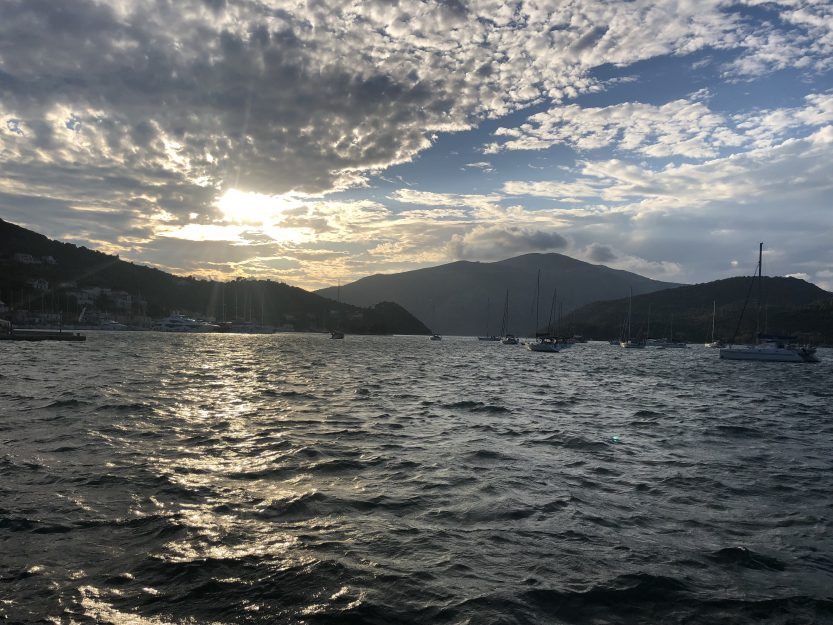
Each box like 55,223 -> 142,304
1,0 -> 832,291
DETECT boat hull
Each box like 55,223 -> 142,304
1,331 -> 86,342
527,342 -> 561,352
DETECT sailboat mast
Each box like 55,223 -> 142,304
547,288 -> 557,335
505,290 -> 510,335
755,242 -> 763,340
711,300 -> 716,342
534,270 -> 540,336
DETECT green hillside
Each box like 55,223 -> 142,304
0,218 -> 429,334
565,277 -> 833,344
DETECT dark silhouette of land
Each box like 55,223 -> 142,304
0,218 -> 429,334
318,253 -> 680,335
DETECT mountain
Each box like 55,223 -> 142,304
0,217 -> 429,334
564,277 -> 833,343
317,253 -> 680,335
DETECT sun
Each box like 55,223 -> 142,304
216,189 -> 305,226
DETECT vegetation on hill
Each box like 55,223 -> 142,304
0,218 -> 429,334
564,277 -> 833,344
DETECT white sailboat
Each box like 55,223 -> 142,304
719,243 -> 818,363
477,296 -> 499,341
528,276 -> 562,353
620,288 -> 645,348
653,314 -> 688,348
429,301 -> 442,341
499,289 -> 519,344
330,281 -> 345,339
705,301 -> 723,348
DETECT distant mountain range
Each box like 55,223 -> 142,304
565,277 -> 833,343
0,218 -> 428,335
318,253 -> 680,336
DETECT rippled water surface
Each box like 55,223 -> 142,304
2,333 -> 833,624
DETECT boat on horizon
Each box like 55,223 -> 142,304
527,274 -> 563,353
620,288 -> 645,348
153,313 -> 220,332
498,289 -> 519,344
705,301 -> 723,348
719,243 -> 818,363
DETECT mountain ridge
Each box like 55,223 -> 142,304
317,252 -> 682,335
0,217 -> 429,334
564,276 -> 833,343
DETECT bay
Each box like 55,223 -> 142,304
2,333 -> 832,624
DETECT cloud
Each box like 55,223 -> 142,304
2,0 -> 832,291
0,0 -> 803,214
587,243 -> 617,263
448,225 -> 568,260
491,97 -> 745,158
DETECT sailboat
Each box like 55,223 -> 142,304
330,281 -> 345,339
653,314 -> 688,348
705,301 -> 723,348
499,289 -> 519,344
620,288 -> 645,348
527,275 -> 561,353
477,297 -> 499,341
429,301 -> 442,340
719,243 -> 818,362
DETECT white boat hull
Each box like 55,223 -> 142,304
527,342 -> 561,352
620,341 -> 645,348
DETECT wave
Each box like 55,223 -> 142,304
441,400 -> 510,413
707,547 -> 787,571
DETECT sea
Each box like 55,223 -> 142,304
2,333 -> 832,625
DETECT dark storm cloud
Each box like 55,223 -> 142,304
0,0 -> 455,210
588,243 -> 616,263
449,225 -> 568,260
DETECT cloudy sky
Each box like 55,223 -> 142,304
2,0 -> 832,290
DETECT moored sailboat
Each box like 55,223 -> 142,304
719,243 -> 818,363
527,277 -> 562,353
705,301 -> 723,348
498,289 -> 519,344
620,288 -> 645,348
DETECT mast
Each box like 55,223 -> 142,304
711,300 -> 716,342
627,287 -> 633,341
755,242 -> 762,340
546,287 -> 557,336
500,289 -> 510,336
730,242 -> 763,344
534,270 -> 541,336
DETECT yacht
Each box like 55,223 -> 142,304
720,335 -> 818,362
153,314 -> 220,332
620,289 -> 645,348
705,302 -> 723,347
719,243 -> 818,363
527,336 -> 562,352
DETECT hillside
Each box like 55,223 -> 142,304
564,277 -> 833,343
318,253 -> 679,335
0,218 -> 429,334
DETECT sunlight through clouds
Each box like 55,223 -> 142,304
0,0 -> 831,288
